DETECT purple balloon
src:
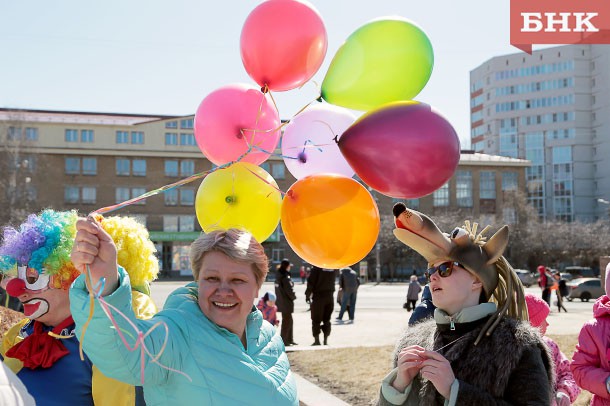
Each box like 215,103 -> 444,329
338,101 -> 460,198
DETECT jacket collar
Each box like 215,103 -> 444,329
434,302 -> 497,325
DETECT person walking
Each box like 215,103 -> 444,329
554,272 -> 568,313
405,275 -> 422,312
336,267 -> 360,323
275,259 -> 297,346
538,265 -> 555,307
305,266 -> 336,346
408,285 -> 436,326
525,294 -> 580,406
571,262 -> 610,405
299,265 -> 306,284
257,291 -> 279,327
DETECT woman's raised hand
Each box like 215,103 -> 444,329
71,217 -> 119,296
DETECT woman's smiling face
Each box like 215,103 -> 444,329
197,251 -> 260,340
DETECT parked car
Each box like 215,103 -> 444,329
566,278 -> 604,302
514,269 -> 538,287
559,273 -> 573,282
564,266 -> 596,279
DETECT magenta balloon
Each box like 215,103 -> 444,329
338,102 -> 460,199
281,103 -> 356,179
194,84 -> 280,166
240,0 -> 327,92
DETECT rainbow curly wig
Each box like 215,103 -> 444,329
0,210 -> 80,290
0,210 -> 159,292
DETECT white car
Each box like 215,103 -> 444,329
514,269 -> 538,287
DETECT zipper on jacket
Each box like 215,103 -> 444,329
449,316 -> 455,331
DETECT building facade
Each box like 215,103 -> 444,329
0,108 -> 528,277
470,44 -> 610,222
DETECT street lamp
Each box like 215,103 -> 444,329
367,187 -> 382,283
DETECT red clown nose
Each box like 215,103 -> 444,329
6,278 -> 26,298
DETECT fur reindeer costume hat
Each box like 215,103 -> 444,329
392,202 -> 528,345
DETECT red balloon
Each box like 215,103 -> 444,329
338,102 -> 460,199
240,0 -> 327,92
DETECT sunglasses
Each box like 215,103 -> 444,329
425,261 -> 462,282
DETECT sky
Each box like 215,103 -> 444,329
0,0 -> 528,148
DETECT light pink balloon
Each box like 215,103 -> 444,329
194,84 -> 280,166
281,103 -> 356,179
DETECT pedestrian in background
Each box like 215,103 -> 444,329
275,259 -> 298,346
257,291 -> 279,327
408,285 -> 436,326
305,266 -> 335,346
336,267 -> 360,323
571,262 -> 610,405
525,294 -> 580,406
299,265 -> 306,284
405,275 -> 422,312
554,272 -> 568,313
538,265 -> 555,306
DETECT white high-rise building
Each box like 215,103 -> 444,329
470,44 -> 610,222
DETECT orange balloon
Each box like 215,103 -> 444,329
281,174 -> 380,268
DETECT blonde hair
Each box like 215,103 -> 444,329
189,229 -> 268,287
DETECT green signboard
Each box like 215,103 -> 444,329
149,231 -> 201,242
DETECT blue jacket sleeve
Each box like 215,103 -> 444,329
70,267 -> 184,386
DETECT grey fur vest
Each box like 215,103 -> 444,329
386,318 -> 555,405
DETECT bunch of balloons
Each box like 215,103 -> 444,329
192,0 -> 460,268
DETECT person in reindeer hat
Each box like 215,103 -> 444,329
0,209 -> 158,405
378,203 -> 554,405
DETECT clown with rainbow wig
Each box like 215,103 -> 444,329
0,209 -> 158,405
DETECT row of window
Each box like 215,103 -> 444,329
65,129 -> 94,143
116,131 -> 145,145
63,186 -> 196,206
64,157 -> 196,177
519,111 -> 574,126
165,118 -> 193,130
496,94 -> 573,112
165,133 -> 196,146
495,77 -> 573,97
494,61 -> 574,81
7,127 -> 38,141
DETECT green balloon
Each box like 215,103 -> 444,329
321,18 -> 434,111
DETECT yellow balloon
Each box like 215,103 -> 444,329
281,174 -> 380,268
195,162 -> 282,242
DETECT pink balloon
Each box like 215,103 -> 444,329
338,102 -> 460,199
194,84 -> 280,166
281,103 -> 356,179
240,0 -> 327,92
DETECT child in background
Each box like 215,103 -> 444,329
525,294 -> 581,406
571,263 -> 610,405
257,292 -> 279,327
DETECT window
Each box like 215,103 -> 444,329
165,133 -> 178,146
433,183 -> 449,207
116,158 -> 130,176
165,189 -> 178,206
456,171 -> 473,207
131,131 -> 144,144
165,160 -> 179,177
131,188 -> 146,205
272,248 -> 285,263
65,129 -> 78,142
132,159 -> 146,176
480,171 -> 496,199
64,187 -> 79,203
180,133 -> 196,146
25,128 -> 38,141
81,130 -> 94,143
163,215 -> 179,232
180,160 -> 195,176
82,187 -> 97,204
260,162 -> 271,173
116,187 -> 130,203
180,189 -> 195,206
503,207 -> 516,224
82,158 -> 97,175
116,131 -> 129,144
552,146 -> 572,164
271,163 -> 285,180
502,172 -> 518,191
8,127 -> 21,140
179,215 -> 195,232
165,121 -> 178,129
180,118 -> 194,129
65,157 -> 80,175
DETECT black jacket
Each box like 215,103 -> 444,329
305,267 -> 336,301
274,269 -> 296,313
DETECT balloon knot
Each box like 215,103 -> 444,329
333,134 -> 339,144
316,96 -> 323,103
261,85 -> 269,94
225,195 -> 237,204
297,152 -> 307,164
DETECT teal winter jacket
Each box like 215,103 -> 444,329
69,267 -> 298,405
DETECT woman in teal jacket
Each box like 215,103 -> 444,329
69,222 -> 298,405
